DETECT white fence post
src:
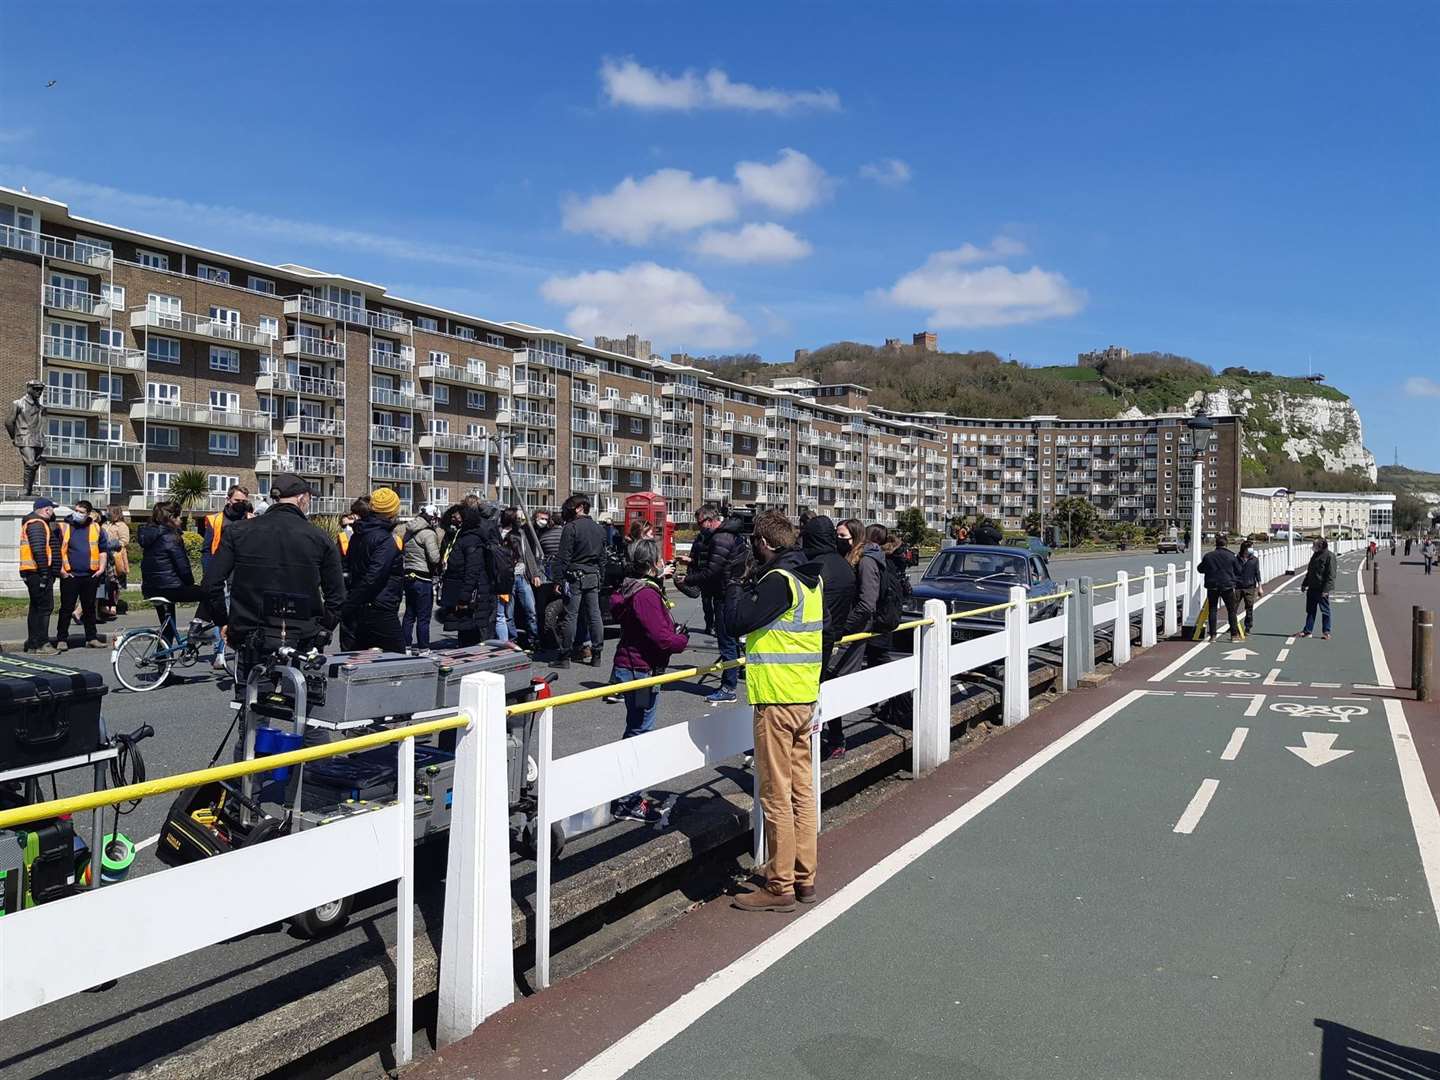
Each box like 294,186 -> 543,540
395,735 -> 416,1065
1181,562 -> 1195,627
1113,570 -> 1131,665
437,673 -> 515,1047
913,598 -> 950,776
1003,585 -> 1029,725
1141,566 -> 1157,648
535,706 -> 555,989
1059,593 -> 1071,693
1062,579 -> 1080,691
1164,564 -> 1179,638
1078,577 -> 1096,674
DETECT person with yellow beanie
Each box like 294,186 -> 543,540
339,487 -> 406,652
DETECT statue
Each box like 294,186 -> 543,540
5,380 -> 47,497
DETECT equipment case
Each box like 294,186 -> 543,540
307,652 -> 438,724
0,655 -> 106,768
431,643 -> 533,708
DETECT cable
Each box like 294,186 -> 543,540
107,725 -> 152,816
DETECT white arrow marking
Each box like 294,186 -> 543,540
1222,648 -> 1259,660
1286,731 -> 1354,768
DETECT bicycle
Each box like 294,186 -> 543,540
110,598 -> 237,692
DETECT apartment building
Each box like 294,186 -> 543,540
0,187 -> 1241,533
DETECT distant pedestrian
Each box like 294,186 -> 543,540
56,503 -> 108,649
101,505 -> 130,621
400,504 -> 443,651
1424,538 -> 1435,576
1197,534 -> 1242,641
19,497 -> 61,654
608,539 -> 689,823
680,506 -> 722,636
1300,538 -> 1338,639
339,488 -> 405,652
1235,540 -> 1264,633
1405,536 -> 1413,557
675,507 -> 749,704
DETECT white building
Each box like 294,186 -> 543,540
1240,487 -> 1395,538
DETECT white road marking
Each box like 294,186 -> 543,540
1285,731 -> 1353,767
134,834 -> 159,851
1221,647 -> 1258,660
1263,668 -> 1299,687
1144,690 -> 1176,697
1356,562 -> 1394,687
1220,728 -> 1249,761
1383,698 -> 1440,937
1285,636 -> 1297,646
562,689 -> 1151,1080
1334,696 -> 1366,702
1184,691 -> 1217,698
1243,694 -> 1265,717
1311,682 -> 1343,689
1276,648 -> 1290,662
1173,779 -> 1220,834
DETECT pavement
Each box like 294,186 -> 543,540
0,546 -> 1297,1078
414,546 -> 1440,1080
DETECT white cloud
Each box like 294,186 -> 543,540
1405,376 -> 1440,398
692,222 -> 812,264
734,149 -> 829,214
600,58 -> 839,113
878,246 -> 1087,329
541,262 -> 751,349
561,168 -> 740,244
859,158 -> 911,187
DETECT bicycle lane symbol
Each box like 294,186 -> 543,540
1183,667 -> 1262,680
1270,702 -> 1368,723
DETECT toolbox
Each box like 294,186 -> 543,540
0,655 -> 106,768
307,652 -> 438,725
430,643 -> 533,708
299,745 -> 455,837
20,818 -> 76,906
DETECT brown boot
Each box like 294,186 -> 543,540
796,883 -> 817,905
731,887 -> 796,913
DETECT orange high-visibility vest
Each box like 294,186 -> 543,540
18,516 -> 58,573
337,531 -> 350,556
205,511 -> 226,554
59,522 -> 102,574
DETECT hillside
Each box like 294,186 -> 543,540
690,343 -> 1374,489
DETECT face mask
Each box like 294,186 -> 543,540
71,513 -> 88,525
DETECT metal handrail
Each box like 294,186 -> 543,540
945,600 -> 1017,623
0,711 -> 469,831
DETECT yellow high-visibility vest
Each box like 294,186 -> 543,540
743,567 -> 823,705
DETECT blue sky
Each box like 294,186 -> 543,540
3,1 -> 1437,467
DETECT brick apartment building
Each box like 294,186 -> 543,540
0,188 -> 1242,534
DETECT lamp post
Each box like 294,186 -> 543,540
1183,405 -> 1215,625
1319,503 -> 1327,543
1284,489 -> 1296,573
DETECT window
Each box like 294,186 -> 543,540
456,327 -> 475,340
628,471 -> 642,486
146,382 -> 180,404
210,390 -> 240,412
429,350 -> 450,367
430,418 -> 449,435
209,474 -> 239,495
98,328 -> 124,349
102,283 -> 125,311
433,385 -> 449,405
416,316 -> 438,332
147,426 -> 179,450
210,346 -> 240,372
99,421 -> 122,442
465,456 -> 482,475
247,275 -> 275,294
629,418 -> 644,434
486,333 -> 505,348
208,431 -> 239,456
257,394 -> 275,417
145,472 -> 177,497
433,453 -> 449,471
429,487 -> 450,504
147,337 -> 181,364
467,390 -> 486,409
258,315 -> 279,339
96,374 -> 122,401
466,423 -> 482,438
91,464 -> 121,494
209,306 -> 239,328
197,263 -> 230,284
257,434 -> 276,457
137,249 -> 170,270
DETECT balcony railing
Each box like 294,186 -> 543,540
132,400 -> 273,431
508,410 -> 556,429
0,224 -> 40,254
369,387 -> 431,411
421,432 -> 488,453
568,476 -> 606,494
662,383 -> 722,404
283,335 -> 346,361
514,443 -> 557,460
370,424 -> 415,444
571,388 -> 599,406
370,346 -> 415,372
368,310 -> 413,335
42,335 -> 147,371
257,371 -> 346,399
369,461 -> 429,483
45,286 -> 109,319
598,396 -> 656,417
41,386 -> 111,414
130,307 -> 273,348
603,453 -> 656,471
45,435 -> 143,464
284,295 -> 367,324
509,470 -> 551,490
513,380 -> 557,399
260,454 -> 346,477
40,234 -> 113,270
514,348 -> 599,377
419,363 -> 509,389
651,433 -> 694,449
571,419 -> 608,437
571,448 -> 600,465
283,415 -> 345,438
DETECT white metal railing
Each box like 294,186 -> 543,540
261,454 -> 346,477
285,415 -> 345,438
509,410 -> 556,429
515,347 -> 599,377
284,335 -> 346,361
513,380 -> 557,399
370,346 -> 415,371
370,460 -> 429,482
572,388 -> 599,406
368,310 -> 413,335
0,223 -> 40,254
371,424 -> 416,444
419,364 -> 509,389
40,233 -> 113,269
514,443 -> 557,460
130,306 -> 273,348
259,371 -> 346,399
41,386 -> 110,413
370,387 -> 428,410
45,285 -> 109,318
42,335 -> 146,370
132,400 -> 273,431
423,432 -> 488,453
45,435 -> 144,463
599,396 -> 655,417
284,295 -> 367,324
571,419 -> 606,436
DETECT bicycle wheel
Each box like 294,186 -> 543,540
112,630 -> 174,693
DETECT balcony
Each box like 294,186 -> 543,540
702,437 -> 728,453
40,234 -> 113,271
420,432 -> 488,453
45,286 -> 110,321
419,363 -> 509,389
703,485 -> 729,501
514,347 -> 599,378
764,404 -> 798,421
513,380 -> 557,400
45,435 -> 143,464
514,443 -> 557,461
41,386 -> 111,415
571,448 -> 599,466
283,335 -> 346,362
660,408 -> 692,423
369,386 -> 432,411
132,400 -> 273,431
722,465 -> 763,481
651,432 -> 694,450
571,387 -> 599,407
508,409 -> 556,429
284,295 -> 367,324
603,453 -> 655,471
368,310 -> 412,336
42,335 -> 146,372
569,475 -> 605,494
817,432 -> 846,450
310,496 -> 349,515
370,424 -> 415,445
509,470 -> 551,490
284,415 -> 345,438
370,345 -> 415,372
129,306 -> 274,349
661,382 -> 721,403
369,461 -> 429,483
599,396 -> 656,418
257,371 -> 346,399
571,418 -> 608,437
660,483 -> 692,501
0,224 -> 40,254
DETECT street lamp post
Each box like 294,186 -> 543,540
1319,503 -> 1327,543
1284,489 -> 1296,573
1183,405 -> 1215,625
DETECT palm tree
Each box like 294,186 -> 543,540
167,469 -> 211,512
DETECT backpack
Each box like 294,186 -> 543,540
872,557 -> 910,634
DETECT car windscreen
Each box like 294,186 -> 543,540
924,551 -> 1027,583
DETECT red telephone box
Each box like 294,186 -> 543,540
623,492 -> 674,562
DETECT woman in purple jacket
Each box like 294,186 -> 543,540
609,538 -> 690,822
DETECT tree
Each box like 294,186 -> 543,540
1052,497 -> 1100,545
895,506 -> 934,547
1393,492 -> 1431,533
1022,510 -> 1042,535
167,469 -> 210,512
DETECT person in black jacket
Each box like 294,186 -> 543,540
1235,540 -> 1264,633
438,504 -> 500,646
202,474 -> 345,659
1197,534 -> 1242,641
19,497 -> 62,653
340,487 -> 405,652
553,494 -> 607,668
139,502 -> 212,645
677,508 -> 749,702
681,506 -> 722,635
1300,538 -> 1338,639
801,515 -> 856,759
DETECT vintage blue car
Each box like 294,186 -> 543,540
908,544 -> 1060,638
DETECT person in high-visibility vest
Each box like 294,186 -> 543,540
723,510 -> 824,912
56,505 -> 109,650
18,496 -> 61,653
202,484 -> 252,568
